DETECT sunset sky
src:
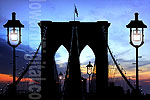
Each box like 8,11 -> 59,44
0,0 -> 150,94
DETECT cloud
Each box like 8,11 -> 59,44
115,49 -> 131,58
80,57 -> 95,65
0,73 -> 12,83
0,73 -> 34,83
0,15 -> 8,26
55,53 -> 61,58
56,62 -> 68,68
0,38 -> 34,75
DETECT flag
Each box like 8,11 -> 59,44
74,5 -> 78,17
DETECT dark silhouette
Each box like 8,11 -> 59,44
39,21 -> 110,100
126,13 -> 147,95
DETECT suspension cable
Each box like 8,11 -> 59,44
107,45 -> 135,90
15,26 -> 47,85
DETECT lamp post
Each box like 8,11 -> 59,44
86,61 -> 93,93
3,12 -> 24,92
59,72 -> 63,99
126,13 -> 147,93
59,72 -> 63,91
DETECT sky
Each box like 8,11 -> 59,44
0,0 -> 150,94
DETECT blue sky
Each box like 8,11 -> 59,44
0,0 -> 150,93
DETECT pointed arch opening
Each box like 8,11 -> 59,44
79,45 -> 96,93
54,45 -> 69,89
55,45 -> 69,74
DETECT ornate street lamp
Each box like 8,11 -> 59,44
3,12 -> 24,91
126,13 -> 147,93
86,61 -> 93,92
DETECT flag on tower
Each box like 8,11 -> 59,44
74,5 -> 78,17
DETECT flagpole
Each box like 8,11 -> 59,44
74,5 -> 75,21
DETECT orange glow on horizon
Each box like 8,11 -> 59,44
108,64 -> 150,81
0,73 -> 12,83
0,73 -> 34,83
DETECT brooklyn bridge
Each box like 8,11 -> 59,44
1,14 -> 150,100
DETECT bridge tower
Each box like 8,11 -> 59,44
39,21 -> 110,100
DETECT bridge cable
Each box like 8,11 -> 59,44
107,45 -> 135,90
15,26 -> 47,85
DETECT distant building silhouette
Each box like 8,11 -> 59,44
90,64 -> 96,92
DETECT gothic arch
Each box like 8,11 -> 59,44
54,45 -> 69,74
80,45 -> 96,74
